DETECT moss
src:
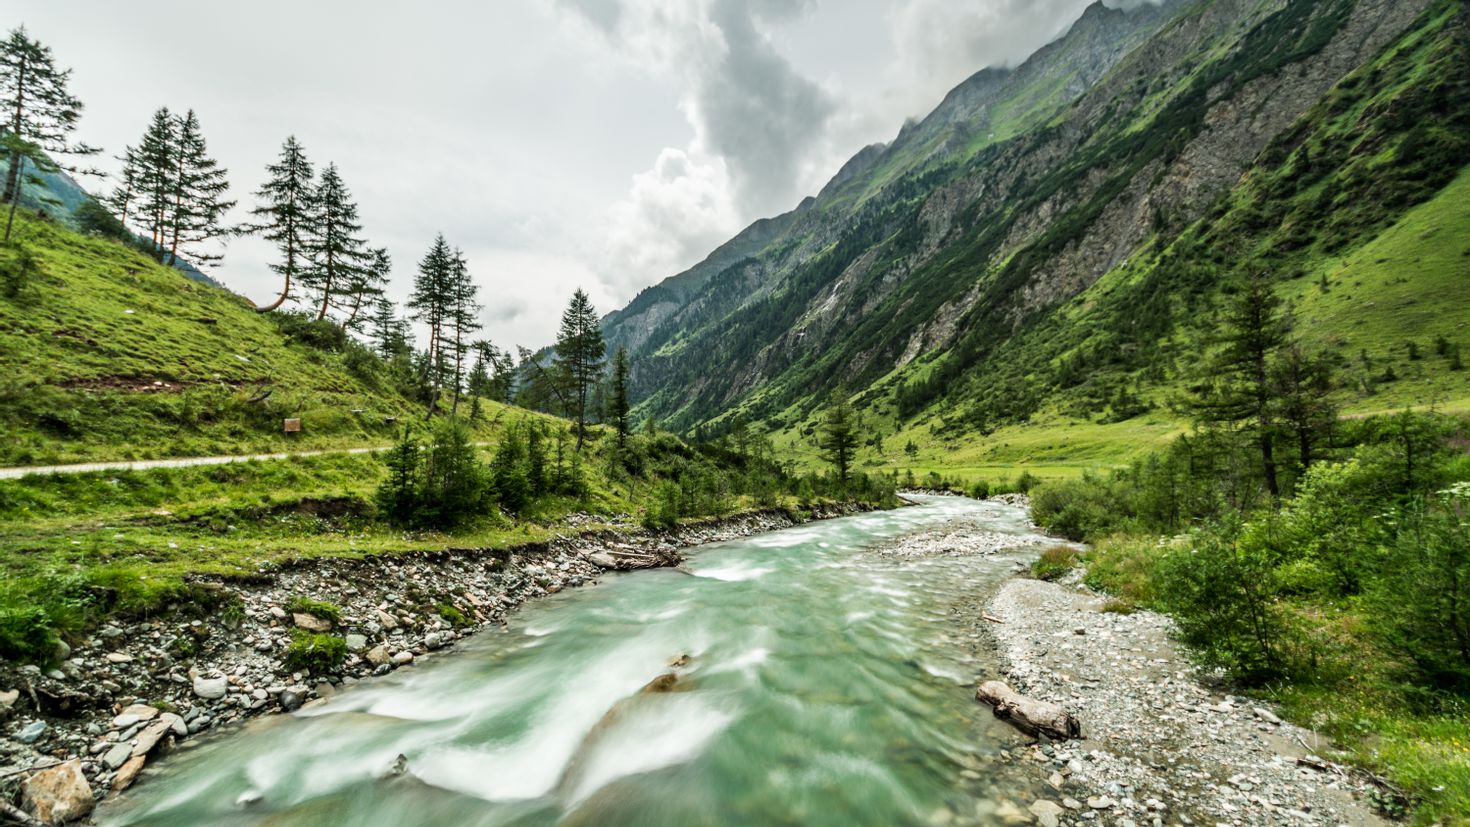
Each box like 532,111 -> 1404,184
287,597 -> 342,626
282,631 -> 346,674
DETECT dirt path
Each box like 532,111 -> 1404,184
986,578 -> 1387,826
0,446 -> 390,480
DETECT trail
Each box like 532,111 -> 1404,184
0,445 -> 389,480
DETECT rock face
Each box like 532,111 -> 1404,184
976,680 -> 1081,740
21,759 -> 94,824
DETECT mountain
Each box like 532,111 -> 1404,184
605,0 -> 1470,466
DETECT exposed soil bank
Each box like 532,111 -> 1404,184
0,503 -> 871,822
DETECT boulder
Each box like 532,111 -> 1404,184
131,719 -> 172,756
21,759 -> 94,824
193,675 -> 228,700
344,634 -> 368,652
364,645 -> 390,667
976,681 -> 1081,740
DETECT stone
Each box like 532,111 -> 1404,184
423,632 -> 447,650
293,612 -> 332,632
121,703 -> 160,721
365,645 -> 390,667
0,688 -> 18,709
268,606 -> 287,619
160,712 -> 188,737
392,650 -> 414,666
111,713 -> 141,730
102,742 -> 133,770
1087,795 -> 1114,810
344,634 -> 368,652
16,720 -> 46,743
21,759 -> 94,824
112,754 -> 147,791
1252,706 -> 1282,725
132,720 -> 172,756
279,690 -> 304,712
375,609 -> 399,630
193,675 -> 228,700
1029,800 -> 1065,827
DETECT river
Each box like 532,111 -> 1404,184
99,496 -> 1059,827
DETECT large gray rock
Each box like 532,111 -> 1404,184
102,742 -> 133,770
193,675 -> 228,700
21,759 -> 94,824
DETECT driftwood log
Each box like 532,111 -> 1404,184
976,680 -> 1081,740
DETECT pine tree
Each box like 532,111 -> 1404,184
1,27 -> 99,241
370,296 -> 412,359
447,247 -> 481,415
301,163 -> 367,322
553,288 -> 605,450
340,246 -> 390,331
247,136 -> 314,312
818,393 -> 860,484
408,234 -> 455,393
1270,344 -> 1337,475
163,109 -> 233,268
609,345 -> 631,449
107,146 -> 139,227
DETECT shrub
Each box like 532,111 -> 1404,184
283,631 -> 346,674
1031,477 -> 1116,541
287,596 -> 342,625
969,480 -> 991,499
436,603 -> 468,627
1013,471 -> 1040,494
1099,599 -> 1137,615
0,605 -> 56,663
1083,536 -> 1162,605
1031,546 -> 1080,581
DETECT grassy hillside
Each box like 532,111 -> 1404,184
0,214 -> 423,465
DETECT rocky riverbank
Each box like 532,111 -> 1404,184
0,503 -> 869,824
985,578 -> 1389,827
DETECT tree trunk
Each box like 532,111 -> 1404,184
3,60 -> 26,205
255,269 -> 292,313
3,156 -> 23,243
976,681 -> 1081,740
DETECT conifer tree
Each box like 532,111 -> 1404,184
163,109 -> 233,268
408,233 -> 455,389
369,296 -> 412,359
301,163 -> 367,321
248,136 -> 314,312
1,27 -> 99,241
447,247 -> 481,415
340,246 -> 390,331
818,393 -> 860,484
133,107 -> 178,255
1186,272 -> 1291,499
609,345 -> 631,449
107,146 -> 139,227
553,288 -> 605,450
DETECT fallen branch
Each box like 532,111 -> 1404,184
982,613 -> 1004,624
0,799 -> 42,827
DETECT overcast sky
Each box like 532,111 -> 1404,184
12,0 -> 1115,350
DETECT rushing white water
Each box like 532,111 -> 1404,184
100,496 -> 1056,826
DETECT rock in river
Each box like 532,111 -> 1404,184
21,759 -> 94,824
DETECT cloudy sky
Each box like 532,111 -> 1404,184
12,0 -> 1114,349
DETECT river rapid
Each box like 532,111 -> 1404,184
100,496 -> 1060,827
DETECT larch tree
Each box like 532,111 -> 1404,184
106,146 -> 139,227
247,136 -> 314,312
818,392 -> 860,484
301,162 -> 368,321
1186,271 -> 1292,499
133,107 -> 178,255
340,246 -> 391,331
447,247 -> 482,415
408,234 -> 455,394
1,27 -> 99,242
553,288 -> 605,451
609,345 -> 631,449
164,109 -> 233,268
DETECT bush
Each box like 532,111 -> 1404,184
282,631 -> 346,674
1013,470 -> 1040,494
0,605 -> 56,663
969,479 -> 990,499
1031,477 -> 1116,541
1031,546 -> 1080,581
436,603 -> 468,627
271,310 -> 349,351
1369,485 -> 1470,690
377,419 -> 490,529
287,596 -> 341,625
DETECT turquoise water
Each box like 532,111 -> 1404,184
101,497 -> 1055,826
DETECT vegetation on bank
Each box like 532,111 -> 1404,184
1026,271 -> 1470,823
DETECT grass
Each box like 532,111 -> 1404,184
287,596 -> 342,625
0,214 -> 442,465
1031,545 -> 1081,581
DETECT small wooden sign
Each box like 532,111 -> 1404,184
283,418 -> 302,433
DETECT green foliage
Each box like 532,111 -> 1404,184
0,605 -> 56,663
286,596 -> 341,625
436,603 -> 468,627
1030,476 -> 1114,541
1030,546 -> 1080,582
282,630 -> 346,674
817,394 -> 860,483
376,418 -> 489,529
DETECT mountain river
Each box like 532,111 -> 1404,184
99,496 -> 1059,826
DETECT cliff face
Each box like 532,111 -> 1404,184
605,0 -> 1466,436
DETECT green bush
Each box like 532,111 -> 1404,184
377,418 -> 490,528
283,631 -> 346,674
436,603 -> 468,627
1369,484 -> 1470,690
1031,477 -> 1115,541
968,480 -> 990,499
1031,546 -> 1080,581
0,605 -> 56,663
287,596 -> 341,625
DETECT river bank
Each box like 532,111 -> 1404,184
985,577 -> 1391,827
0,502 -> 872,823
